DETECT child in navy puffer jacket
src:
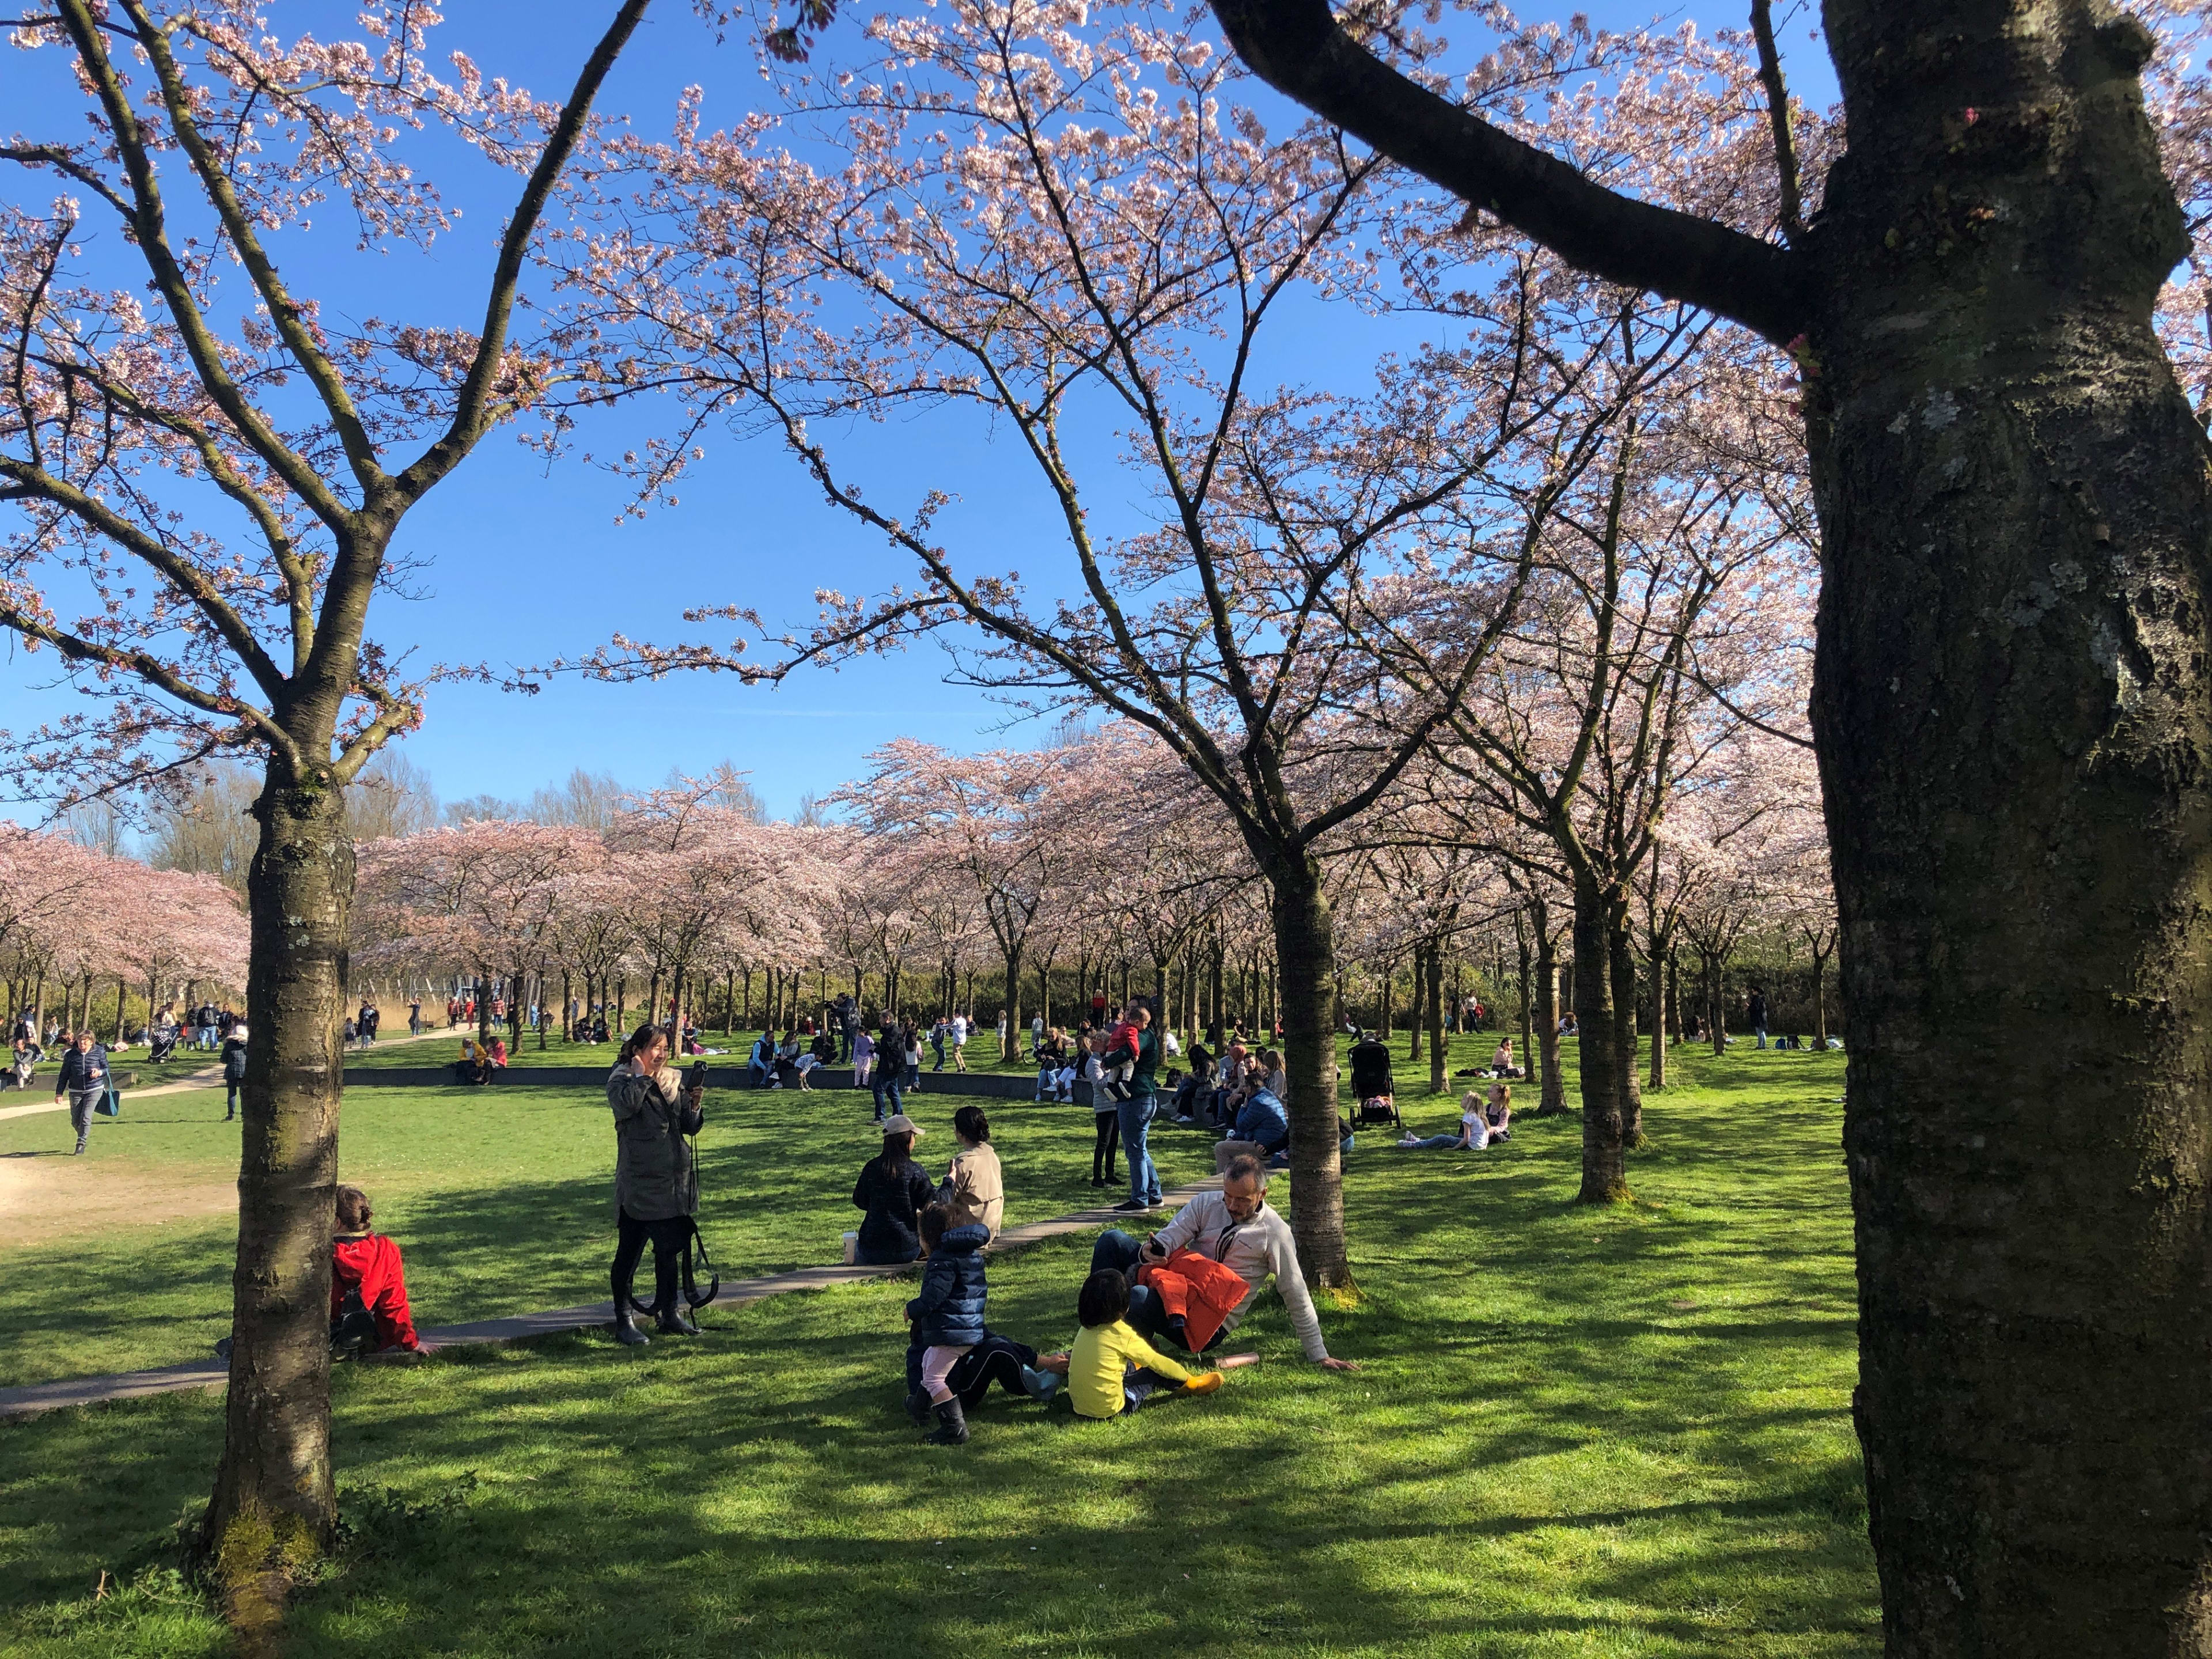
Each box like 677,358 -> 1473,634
905,1204 -> 990,1445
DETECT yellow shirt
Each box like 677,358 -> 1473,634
1069,1319 -> 1194,1419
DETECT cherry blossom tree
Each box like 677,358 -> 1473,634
0,0 -> 653,1551
536,0 -> 1746,1279
1205,0 -> 2212,1639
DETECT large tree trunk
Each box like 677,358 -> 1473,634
1647,929 -> 1669,1090
1808,7 -> 2211,1648
1267,855 -> 1351,1288
1570,872 -> 1626,1202
1001,946 -> 1022,1063
203,771 -> 351,1558
1608,908 -> 1643,1150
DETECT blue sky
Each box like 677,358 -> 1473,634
0,0 -> 1830,823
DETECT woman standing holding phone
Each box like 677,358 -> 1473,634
607,1022 -> 706,1346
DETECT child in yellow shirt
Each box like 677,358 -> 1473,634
1067,1268 -> 1225,1419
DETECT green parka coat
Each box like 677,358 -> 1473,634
609,1062 -> 702,1221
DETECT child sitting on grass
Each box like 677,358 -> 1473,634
1059,1268 -> 1255,1419
904,1203 -> 992,1445
331,1184 -> 421,1357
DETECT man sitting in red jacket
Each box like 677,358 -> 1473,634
332,1184 -> 421,1356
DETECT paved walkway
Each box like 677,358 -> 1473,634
0,1177 -> 1221,1419
0,1027 -> 454,1123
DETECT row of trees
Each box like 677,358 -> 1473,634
0,825 -> 245,1037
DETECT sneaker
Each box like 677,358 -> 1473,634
1111,1198 -> 1151,1212
1020,1365 -> 1060,1405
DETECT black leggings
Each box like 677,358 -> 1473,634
1092,1110 -> 1120,1181
611,1209 -> 691,1315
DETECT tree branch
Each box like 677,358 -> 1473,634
1206,0 -> 1809,342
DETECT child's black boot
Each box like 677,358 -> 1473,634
906,1389 -> 930,1427
927,1395 -> 969,1446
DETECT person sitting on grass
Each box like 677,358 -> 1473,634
1089,1156 -> 1359,1370
853,1115 -> 936,1266
940,1105 -> 1005,1240
331,1184 -> 422,1358
1052,1267 -> 1255,1419
903,1203 -> 992,1445
1490,1037 -> 1520,1077
1484,1080 -> 1513,1140
1213,1077 -> 1290,1173
1397,1089 -> 1493,1152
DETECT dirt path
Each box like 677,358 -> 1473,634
0,1149 -> 239,1248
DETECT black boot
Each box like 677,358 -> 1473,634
656,1306 -> 698,1336
905,1389 -> 930,1427
927,1395 -> 969,1446
613,1310 -> 650,1346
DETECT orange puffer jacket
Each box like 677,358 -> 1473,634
1137,1248 -> 1248,1353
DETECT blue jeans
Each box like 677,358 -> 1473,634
1755,1024 -> 1768,1049
1119,1096 -> 1160,1204
872,1074 -> 902,1120
1403,1134 -> 1459,1150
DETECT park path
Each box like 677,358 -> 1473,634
0,1176 -> 1222,1420
0,1025 -> 455,1123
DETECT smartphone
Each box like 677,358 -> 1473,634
688,1061 -> 709,1092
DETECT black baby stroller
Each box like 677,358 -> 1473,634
1347,1034 -> 1403,1130
148,1026 -> 179,1063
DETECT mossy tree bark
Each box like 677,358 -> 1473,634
206,769 -> 351,1552
1210,0 -> 2212,1642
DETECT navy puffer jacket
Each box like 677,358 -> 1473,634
904,1224 -> 990,1346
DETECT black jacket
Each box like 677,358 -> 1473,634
221,1037 -> 249,1082
904,1224 -> 990,1345
854,1153 -> 935,1259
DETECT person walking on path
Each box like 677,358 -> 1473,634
52,1031 -> 109,1155
1115,1003 -> 1164,1212
1749,987 -> 1769,1050
220,1024 -> 250,1121
606,1022 -> 706,1347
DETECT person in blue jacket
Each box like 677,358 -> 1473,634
52,1030 -> 110,1155
904,1204 -> 990,1445
1222,1082 -> 1291,1166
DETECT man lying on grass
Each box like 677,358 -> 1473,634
1087,1155 -> 1360,1373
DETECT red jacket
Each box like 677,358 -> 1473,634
1137,1248 -> 1248,1353
332,1233 -> 420,1351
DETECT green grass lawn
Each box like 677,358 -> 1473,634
0,1037 -> 1874,1657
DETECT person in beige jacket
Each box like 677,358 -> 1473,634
940,1104 -> 1005,1239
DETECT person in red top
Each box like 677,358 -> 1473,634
332,1185 -> 421,1354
